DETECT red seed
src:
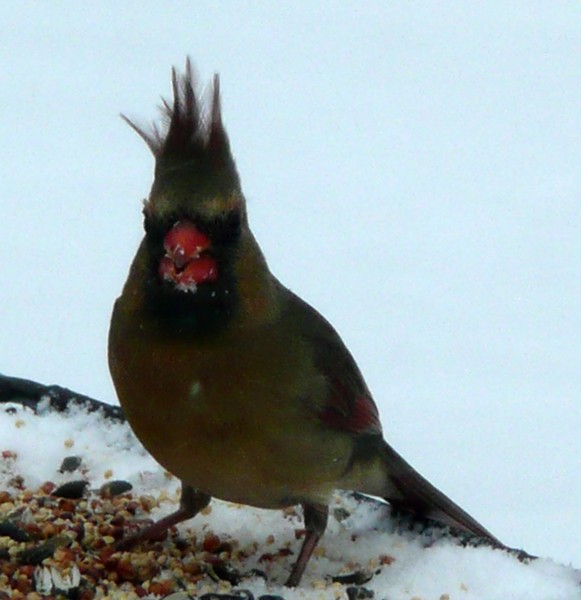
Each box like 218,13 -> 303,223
40,481 -> 56,495
202,533 -> 221,553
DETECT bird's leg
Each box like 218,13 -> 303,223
116,483 -> 210,551
285,502 -> 329,587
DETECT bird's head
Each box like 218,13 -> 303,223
125,59 -> 246,297
124,60 -> 258,330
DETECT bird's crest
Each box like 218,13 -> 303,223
123,58 -> 235,178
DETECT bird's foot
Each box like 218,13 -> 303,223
115,485 -> 211,551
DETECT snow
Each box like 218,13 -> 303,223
1,402 -> 579,599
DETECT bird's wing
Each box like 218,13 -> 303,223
282,288 -> 502,545
283,288 -> 382,437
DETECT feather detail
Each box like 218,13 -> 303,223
318,383 -> 383,436
121,57 -> 233,172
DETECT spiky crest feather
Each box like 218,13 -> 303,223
122,58 -> 232,171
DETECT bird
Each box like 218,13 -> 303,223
108,58 -> 502,587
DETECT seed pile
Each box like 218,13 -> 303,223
0,478 -> 209,598
0,475 -> 378,599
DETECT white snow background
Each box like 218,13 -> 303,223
1,3 -> 580,597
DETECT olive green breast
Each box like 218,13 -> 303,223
108,278 -> 352,507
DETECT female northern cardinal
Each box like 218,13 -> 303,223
108,59 -> 502,586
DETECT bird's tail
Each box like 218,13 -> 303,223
380,441 -> 502,545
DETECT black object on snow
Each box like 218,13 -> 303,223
52,480 -> 90,499
0,373 -> 125,422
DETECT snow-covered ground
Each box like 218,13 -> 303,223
1,400 -> 579,599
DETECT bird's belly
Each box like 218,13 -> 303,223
110,319 -> 351,509
125,384 -> 344,509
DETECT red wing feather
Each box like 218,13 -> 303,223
318,378 -> 383,436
